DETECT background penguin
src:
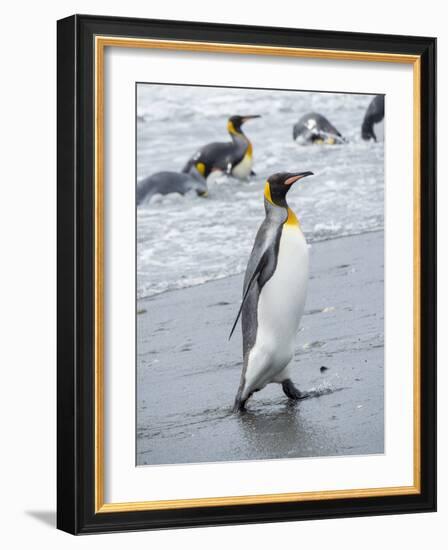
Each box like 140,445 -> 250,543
182,115 -> 260,180
229,170 -> 313,411
361,95 -> 385,141
293,112 -> 346,145
136,168 -> 208,206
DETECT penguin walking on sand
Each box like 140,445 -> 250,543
182,115 -> 260,180
229,170 -> 314,411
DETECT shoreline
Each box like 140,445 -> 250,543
138,228 -> 384,302
137,230 -> 384,466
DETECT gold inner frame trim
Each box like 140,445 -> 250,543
94,35 -> 422,514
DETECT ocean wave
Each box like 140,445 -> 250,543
136,86 -> 384,299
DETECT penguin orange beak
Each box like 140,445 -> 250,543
284,171 -> 314,186
241,115 -> 261,122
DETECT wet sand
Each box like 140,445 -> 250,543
136,231 -> 384,466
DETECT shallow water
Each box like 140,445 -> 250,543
137,85 -> 384,297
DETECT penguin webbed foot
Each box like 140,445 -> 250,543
282,379 -> 308,401
233,389 -> 254,413
233,398 -> 248,413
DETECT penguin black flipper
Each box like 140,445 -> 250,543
229,218 -> 283,341
228,252 -> 267,340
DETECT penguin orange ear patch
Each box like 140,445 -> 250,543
195,162 -> 206,175
264,181 -> 274,204
227,120 -> 236,134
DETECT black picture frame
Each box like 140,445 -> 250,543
57,14 -> 436,535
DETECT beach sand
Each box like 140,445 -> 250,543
136,230 -> 384,466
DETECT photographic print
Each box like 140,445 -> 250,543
57,16 -> 436,533
136,84 -> 385,466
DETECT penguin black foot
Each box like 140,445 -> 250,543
233,398 -> 248,413
282,379 -> 307,400
233,390 -> 253,413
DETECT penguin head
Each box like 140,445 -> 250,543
227,115 -> 261,134
264,171 -> 314,207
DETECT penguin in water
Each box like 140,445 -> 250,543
293,113 -> 345,145
361,95 -> 384,141
136,167 -> 208,206
229,170 -> 314,411
182,115 -> 261,180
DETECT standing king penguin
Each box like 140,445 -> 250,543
182,115 -> 260,180
229,171 -> 314,411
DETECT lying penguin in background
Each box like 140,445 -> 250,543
293,112 -> 346,145
361,95 -> 385,142
136,167 -> 208,206
229,170 -> 314,412
182,115 -> 261,180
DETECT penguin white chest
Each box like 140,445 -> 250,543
245,225 -> 308,391
258,225 -> 309,350
231,151 -> 253,179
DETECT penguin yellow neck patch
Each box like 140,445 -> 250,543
227,120 -> 237,135
264,182 -> 274,205
227,120 -> 246,139
285,207 -> 300,227
195,162 -> 206,176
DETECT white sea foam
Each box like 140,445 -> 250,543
137,86 -> 384,298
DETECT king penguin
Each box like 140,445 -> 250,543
293,112 -> 345,145
361,95 -> 385,141
136,166 -> 208,206
182,115 -> 260,180
229,170 -> 314,411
